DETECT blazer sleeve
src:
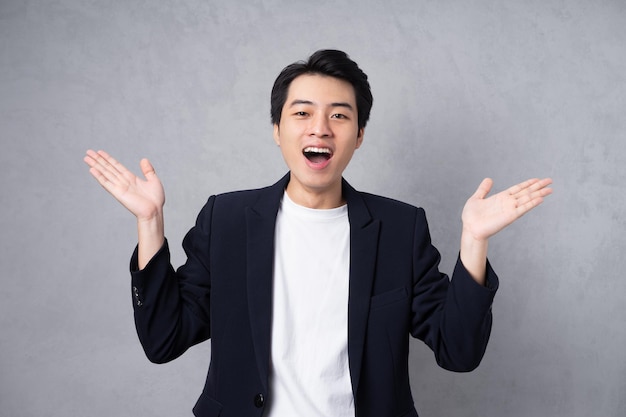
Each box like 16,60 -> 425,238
410,207 -> 499,372
129,196 -> 216,364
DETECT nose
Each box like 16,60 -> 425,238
309,114 -> 332,138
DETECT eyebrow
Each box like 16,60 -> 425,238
289,99 -> 355,111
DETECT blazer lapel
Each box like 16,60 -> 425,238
245,174 -> 290,391
343,179 -> 380,397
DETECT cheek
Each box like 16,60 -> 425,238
281,143 -> 302,164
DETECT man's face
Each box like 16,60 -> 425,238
273,74 -> 364,208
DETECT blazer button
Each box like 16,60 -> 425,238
254,393 -> 264,408
133,286 -> 142,307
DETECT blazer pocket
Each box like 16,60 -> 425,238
370,287 -> 408,310
193,394 -> 223,417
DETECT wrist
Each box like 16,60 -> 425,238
459,229 -> 488,286
461,228 -> 488,245
137,212 -> 165,269
137,213 -> 164,240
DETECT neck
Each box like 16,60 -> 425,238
285,181 -> 344,209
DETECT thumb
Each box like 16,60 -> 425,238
140,158 -> 157,179
472,178 -> 493,199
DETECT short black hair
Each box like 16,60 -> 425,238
270,49 -> 373,130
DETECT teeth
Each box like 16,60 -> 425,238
303,147 -> 331,154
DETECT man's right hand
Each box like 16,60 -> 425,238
84,149 -> 166,268
84,149 -> 165,221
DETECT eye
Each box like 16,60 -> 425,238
294,111 -> 308,117
331,113 -> 347,119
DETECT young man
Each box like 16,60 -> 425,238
84,50 -> 552,417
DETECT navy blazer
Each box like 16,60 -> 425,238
130,174 -> 498,417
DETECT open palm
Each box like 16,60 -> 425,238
84,150 -> 165,221
462,177 -> 553,241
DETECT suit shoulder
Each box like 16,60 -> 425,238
213,184 -> 272,204
358,191 -> 425,216
205,181 -> 284,218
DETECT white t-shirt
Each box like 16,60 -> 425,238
266,191 -> 354,417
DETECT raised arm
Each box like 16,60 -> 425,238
84,149 -> 165,268
459,177 -> 553,284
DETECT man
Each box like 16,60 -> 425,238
84,50 -> 552,417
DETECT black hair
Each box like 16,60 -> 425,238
270,49 -> 373,130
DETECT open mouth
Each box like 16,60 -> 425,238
303,146 -> 332,164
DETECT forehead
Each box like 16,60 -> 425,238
285,74 -> 357,106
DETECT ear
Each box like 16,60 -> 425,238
273,124 -> 280,146
355,128 -> 364,149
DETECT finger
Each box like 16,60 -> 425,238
515,195 -> 545,217
90,154 -> 125,185
524,177 -> 552,193
84,149 -> 106,169
85,149 -> 98,161
515,190 -> 548,208
534,178 -> 553,193
139,158 -> 157,179
85,150 -> 120,176
84,152 -> 114,182
506,178 -> 539,196
511,178 -> 553,202
514,179 -> 553,214
472,178 -> 493,199
85,150 -> 136,193
87,164 -> 122,196
511,177 -> 553,194
93,150 -> 140,186
95,150 -> 127,176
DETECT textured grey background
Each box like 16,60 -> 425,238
1,0 -> 625,416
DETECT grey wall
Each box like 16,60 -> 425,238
1,0 -> 624,416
